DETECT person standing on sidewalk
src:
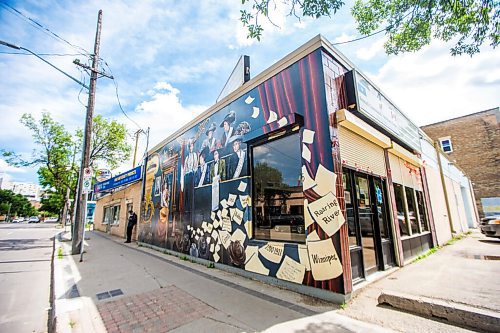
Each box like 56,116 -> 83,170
125,210 -> 137,243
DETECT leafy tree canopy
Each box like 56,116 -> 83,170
0,189 -> 38,217
240,0 -> 499,55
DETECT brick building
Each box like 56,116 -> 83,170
421,107 -> 500,217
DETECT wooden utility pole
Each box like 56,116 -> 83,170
132,129 -> 144,167
72,10 -> 103,255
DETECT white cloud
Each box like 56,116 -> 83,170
367,41 -> 500,125
355,37 -> 385,60
334,32 -> 357,44
0,159 -> 27,174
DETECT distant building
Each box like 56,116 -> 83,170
421,107 -> 500,217
0,177 -> 42,201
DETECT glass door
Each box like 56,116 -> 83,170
355,174 -> 379,275
372,178 -> 395,268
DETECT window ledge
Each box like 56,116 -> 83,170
401,231 -> 431,241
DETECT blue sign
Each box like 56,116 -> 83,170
94,166 -> 142,192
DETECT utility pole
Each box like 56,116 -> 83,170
72,10 -> 103,255
132,129 -> 144,167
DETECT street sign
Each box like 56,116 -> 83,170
82,177 -> 92,193
84,167 -> 92,177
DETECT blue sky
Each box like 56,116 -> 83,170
1,0 -> 499,185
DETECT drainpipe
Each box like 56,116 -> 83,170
434,141 -> 455,234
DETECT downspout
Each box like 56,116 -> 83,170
434,141 -> 455,234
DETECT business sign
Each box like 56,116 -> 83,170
351,70 -> 421,153
86,201 -> 96,221
94,166 -> 142,193
95,169 -> 112,182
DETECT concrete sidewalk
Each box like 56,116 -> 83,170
53,230 -> 390,333
341,230 -> 500,332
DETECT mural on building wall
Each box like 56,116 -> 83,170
138,50 -> 348,294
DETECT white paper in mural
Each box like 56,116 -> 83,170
244,220 -> 252,239
304,199 -> 314,228
258,242 -> 284,263
239,195 -> 249,208
276,256 -> 306,284
278,117 -> 288,128
307,191 -> 345,237
302,166 -> 317,191
245,245 -> 259,264
221,216 -> 232,232
227,194 -> 237,207
245,253 -> 269,275
238,181 -> 248,192
245,96 -> 255,104
251,107 -> 260,119
306,229 -> 320,242
230,228 -> 246,244
307,238 -> 343,281
302,144 -> 311,163
218,230 -> 231,249
267,110 -> 278,123
231,207 -> 244,225
302,129 -> 315,144
314,164 -> 337,197
298,245 -> 311,271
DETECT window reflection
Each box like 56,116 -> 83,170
405,187 -> 418,234
416,191 -> 429,231
394,183 -> 409,236
343,172 -> 357,246
253,134 -> 305,242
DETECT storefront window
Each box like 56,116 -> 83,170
394,184 -> 409,236
103,205 -> 120,225
416,191 -> 429,231
405,187 -> 418,234
253,133 -> 305,242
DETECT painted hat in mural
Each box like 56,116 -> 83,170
220,110 -> 236,127
235,121 -> 251,135
227,134 -> 243,145
206,122 -> 217,135
199,146 -> 209,161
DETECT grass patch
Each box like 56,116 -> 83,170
412,231 -> 471,263
412,246 -> 438,263
339,302 -> 348,310
57,247 -> 64,259
180,255 -> 188,261
68,320 -> 76,328
207,262 -> 215,268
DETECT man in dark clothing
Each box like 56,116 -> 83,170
125,210 -> 137,243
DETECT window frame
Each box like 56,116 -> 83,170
250,130 -> 305,244
439,137 -> 453,153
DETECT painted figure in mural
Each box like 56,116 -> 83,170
201,122 -> 217,153
195,147 -> 210,187
182,137 -> 198,220
210,149 -> 226,182
220,110 -> 236,150
227,135 -> 246,179
125,209 -> 137,243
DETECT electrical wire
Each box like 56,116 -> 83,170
0,2 -> 91,57
331,26 -> 388,45
0,51 -> 82,56
102,61 -> 144,131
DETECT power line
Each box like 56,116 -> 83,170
0,2 -> 91,57
102,61 -> 144,131
0,51 -> 82,57
331,27 -> 388,46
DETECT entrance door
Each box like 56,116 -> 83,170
355,174 -> 379,275
344,168 -> 394,281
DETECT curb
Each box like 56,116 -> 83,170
48,233 -> 59,333
378,290 -> 500,332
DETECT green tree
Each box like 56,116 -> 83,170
3,113 -> 132,222
0,189 -> 38,217
240,0 -> 499,55
40,191 -> 65,216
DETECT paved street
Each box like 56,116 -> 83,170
0,222 -> 59,333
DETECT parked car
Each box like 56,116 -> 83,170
28,216 -> 40,223
480,215 -> 500,239
12,217 -> 23,223
45,217 -> 59,223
